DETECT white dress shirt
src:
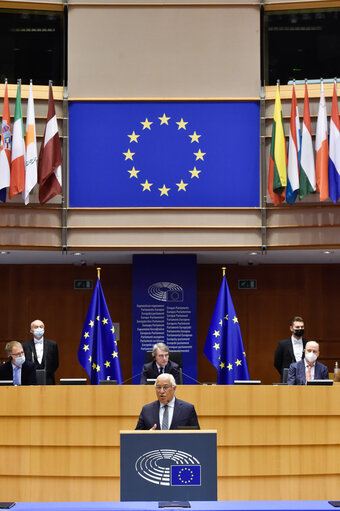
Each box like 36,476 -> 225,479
34,337 -> 44,364
159,396 -> 175,429
291,335 -> 303,362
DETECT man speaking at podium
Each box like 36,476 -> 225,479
135,373 -> 200,430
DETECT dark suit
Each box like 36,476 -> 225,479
274,337 -> 307,380
287,359 -> 329,385
135,397 -> 200,430
140,359 -> 180,385
23,338 -> 59,385
0,360 -> 37,385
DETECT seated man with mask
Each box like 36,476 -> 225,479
287,341 -> 329,385
0,341 -> 37,385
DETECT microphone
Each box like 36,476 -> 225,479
122,371 -> 144,385
173,366 -> 203,385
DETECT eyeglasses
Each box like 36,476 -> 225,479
11,351 -> 24,357
155,385 -> 171,391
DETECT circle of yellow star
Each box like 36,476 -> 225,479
141,179 -> 152,191
141,118 -> 153,130
159,184 -> 170,196
189,131 -> 201,143
159,113 -> 170,125
123,148 -> 134,160
128,131 -> 140,143
194,149 -> 206,161
189,167 -> 201,178
128,167 -> 140,179
176,118 -> 188,130
176,180 -> 188,191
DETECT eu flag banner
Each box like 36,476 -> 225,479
171,465 -> 201,486
78,278 -> 123,384
69,101 -> 259,207
203,275 -> 249,384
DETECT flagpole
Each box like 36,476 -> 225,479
222,266 -> 226,277
97,267 -> 101,280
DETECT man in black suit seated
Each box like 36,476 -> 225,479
23,319 -> 59,385
0,341 -> 37,385
135,373 -> 200,430
287,341 -> 329,385
140,342 -> 180,384
274,316 -> 307,382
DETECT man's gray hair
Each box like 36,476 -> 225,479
155,373 -> 176,387
152,342 -> 169,355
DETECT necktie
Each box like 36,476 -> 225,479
162,405 -> 169,430
13,366 -> 20,386
159,367 -> 164,375
306,365 -> 312,384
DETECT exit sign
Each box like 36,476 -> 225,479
238,279 -> 257,289
74,280 -> 93,290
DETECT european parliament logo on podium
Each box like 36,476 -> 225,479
120,431 -> 217,501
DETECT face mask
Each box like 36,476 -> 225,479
293,328 -> 304,337
14,355 -> 25,367
33,328 -> 44,339
305,352 -> 317,364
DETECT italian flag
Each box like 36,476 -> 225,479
10,83 -> 25,199
268,83 -> 287,205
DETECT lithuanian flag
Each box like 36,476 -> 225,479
268,84 -> 287,206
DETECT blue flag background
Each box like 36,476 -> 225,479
69,101 -> 259,207
171,465 -> 201,486
203,275 -> 249,384
78,278 -> 123,384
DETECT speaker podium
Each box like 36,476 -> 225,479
120,430 -> 217,502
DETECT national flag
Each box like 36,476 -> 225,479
300,82 -> 316,199
23,81 -> 38,205
10,82 -> 25,199
315,81 -> 329,201
38,83 -> 62,204
267,84 -> 287,205
328,82 -> 340,204
171,465 -> 201,486
203,273 -> 249,384
0,81 -> 11,203
286,83 -> 301,204
78,277 -> 123,385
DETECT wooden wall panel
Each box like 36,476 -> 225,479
0,263 -> 340,384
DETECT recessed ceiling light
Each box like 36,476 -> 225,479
0,251 -> 9,255
323,250 -> 333,255
249,252 -> 257,256
73,252 -> 83,256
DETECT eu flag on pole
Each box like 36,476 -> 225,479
203,273 -> 249,384
78,277 -> 123,384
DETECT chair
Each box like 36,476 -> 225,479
282,367 -> 289,384
144,350 -> 183,385
36,369 -> 47,385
